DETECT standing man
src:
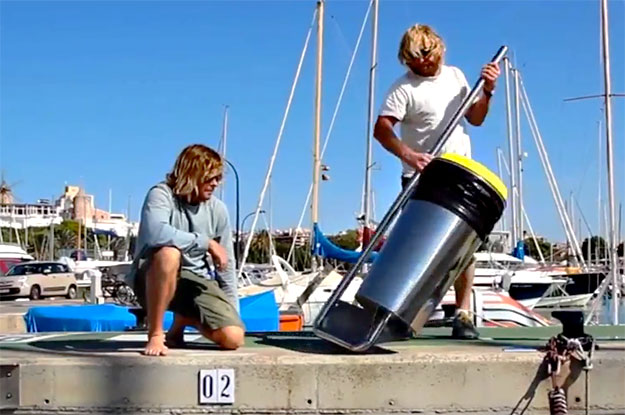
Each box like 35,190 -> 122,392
373,24 -> 500,339
131,144 -> 244,356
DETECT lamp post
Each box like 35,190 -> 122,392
240,210 -> 266,265
224,159 -> 240,270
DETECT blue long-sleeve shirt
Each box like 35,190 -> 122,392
131,182 -> 238,310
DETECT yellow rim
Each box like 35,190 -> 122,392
440,153 -> 508,200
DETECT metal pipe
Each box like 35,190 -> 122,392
314,45 -> 508,329
600,0 -> 619,324
503,58 -> 518,244
362,0 -> 378,227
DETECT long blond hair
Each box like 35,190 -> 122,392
166,144 -> 223,203
398,24 -> 445,66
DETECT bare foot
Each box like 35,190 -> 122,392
143,333 -> 168,356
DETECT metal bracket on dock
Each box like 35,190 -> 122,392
0,364 -> 20,409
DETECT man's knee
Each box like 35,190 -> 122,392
213,326 -> 245,350
150,247 -> 181,275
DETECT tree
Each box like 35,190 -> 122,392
247,230 -> 271,265
330,229 -> 360,251
581,236 -> 607,260
523,237 -> 552,260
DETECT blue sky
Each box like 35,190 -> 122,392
1,0 -> 623,243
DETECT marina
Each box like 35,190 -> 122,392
1,0 -> 624,413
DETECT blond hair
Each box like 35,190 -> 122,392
398,24 -> 445,66
166,144 -> 223,203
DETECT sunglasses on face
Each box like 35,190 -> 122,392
205,174 -> 223,184
410,48 -> 431,60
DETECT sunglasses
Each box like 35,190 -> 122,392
205,174 -> 223,184
410,48 -> 432,60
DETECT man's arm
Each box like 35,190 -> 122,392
140,186 -> 209,254
464,93 -> 492,126
374,115 -> 433,172
464,62 -> 500,126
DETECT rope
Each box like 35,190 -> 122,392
519,74 -> 586,267
237,9 -> 317,279
548,387 -> 568,415
286,0 -> 374,264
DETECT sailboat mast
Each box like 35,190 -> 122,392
503,58 -> 518,246
219,105 -> 229,201
363,0 -> 378,227
600,0 -> 619,324
597,120 -> 602,266
514,68 -> 524,241
312,0 -> 324,225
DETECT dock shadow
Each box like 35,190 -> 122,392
247,331 -> 396,355
508,357 -> 585,415
16,338 -> 224,355
509,358 -> 549,415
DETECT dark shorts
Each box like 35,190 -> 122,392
135,264 -> 244,331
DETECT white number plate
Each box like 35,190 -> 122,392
198,369 -> 235,404
0,289 -> 10,294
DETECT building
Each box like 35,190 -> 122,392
1,185 -> 138,238
272,227 -> 311,247
0,201 -> 63,230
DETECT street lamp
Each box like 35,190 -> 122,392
240,210 -> 266,265
224,159 -> 240,269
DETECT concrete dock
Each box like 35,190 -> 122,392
1,326 -> 624,415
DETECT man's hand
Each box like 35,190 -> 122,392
481,62 -> 500,93
208,240 -> 228,271
404,150 -> 433,172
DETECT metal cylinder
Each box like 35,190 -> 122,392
355,154 -> 507,333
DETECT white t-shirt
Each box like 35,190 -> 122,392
379,65 -> 473,176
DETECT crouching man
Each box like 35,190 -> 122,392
131,144 -> 244,356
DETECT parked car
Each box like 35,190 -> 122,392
0,262 -> 78,300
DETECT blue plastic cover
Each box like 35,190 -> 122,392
312,223 -> 378,264
24,290 -> 279,333
512,240 -> 525,260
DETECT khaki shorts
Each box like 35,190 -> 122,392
135,265 -> 244,331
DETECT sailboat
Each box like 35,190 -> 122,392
238,0 -> 384,327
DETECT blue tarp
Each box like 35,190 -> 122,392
24,290 -> 279,333
512,240 -> 526,260
25,304 -> 143,332
312,223 -> 378,264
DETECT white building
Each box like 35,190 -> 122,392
0,202 -> 63,230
